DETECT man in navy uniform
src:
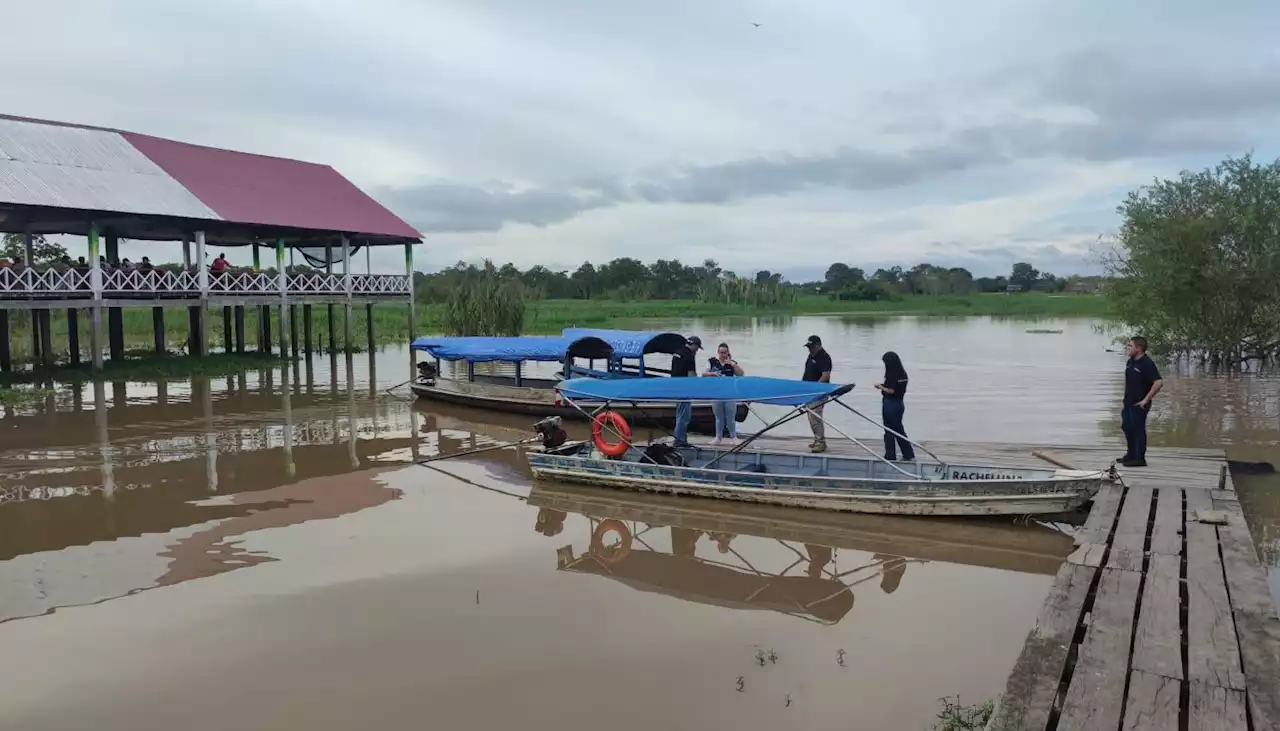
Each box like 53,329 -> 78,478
802,335 -> 833,452
671,335 -> 701,446
1119,336 -> 1163,467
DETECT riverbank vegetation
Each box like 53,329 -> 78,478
0,352 -> 284,386
1105,154 -> 1280,365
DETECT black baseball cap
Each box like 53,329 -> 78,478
687,335 -> 703,348
804,335 -> 822,347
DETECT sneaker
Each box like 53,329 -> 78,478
1116,455 -> 1133,464
883,455 -> 897,462
810,441 -> 827,453
1122,458 -> 1147,467
711,438 -> 723,447
672,439 -> 691,448
901,457 -> 916,463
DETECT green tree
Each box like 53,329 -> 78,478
1009,262 -> 1039,290
1,234 -> 68,264
824,263 -> 865,292
1107,154 -> 1280,364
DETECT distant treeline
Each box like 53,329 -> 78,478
414,258 -> 1105,305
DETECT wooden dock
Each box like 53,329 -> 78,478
979,445 -> 1280,731
691,435 -> 1280,729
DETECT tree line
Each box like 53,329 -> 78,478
415,257 -> 1102,306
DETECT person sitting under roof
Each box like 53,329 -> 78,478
210,253 -> 230,274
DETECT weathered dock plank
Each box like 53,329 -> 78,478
1131,553 -> 1183,680
1121,670 -> 1179,731
1107,484 -> 1153,572
1147,487 -> 1183,556
1056,568 -> 1142,731
986,562 -> 1096,731
1075,483 -> 1124,546
1185,510 -> 1246,690
1189,682 -> 1248,731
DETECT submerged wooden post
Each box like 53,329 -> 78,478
67,308 -> 80,366
366,302 -> 375,354
88,224 -> 104,371
23,232 -> 38,359
152,307 -> 165,354
0,311 -> 10,372
290,302 -> 299,358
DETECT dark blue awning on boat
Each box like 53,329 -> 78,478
411,336 -> 613,363
557,376 -> 852,405
561,328 -> 687,359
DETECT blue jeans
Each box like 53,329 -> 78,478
882,398 -> 915,460
712,401 -> 737,439
1121,404 -> 1149,459
674,401 -> 693,443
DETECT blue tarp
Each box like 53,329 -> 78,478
561,328 -> 687,359
411,336 -> 612,363
557,376 -> 851,405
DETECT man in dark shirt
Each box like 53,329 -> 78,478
1119,336 -> 1163,467
671,335 -> 701,445
802,335 -> 833,452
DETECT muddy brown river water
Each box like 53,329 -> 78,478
1,315 -> 1276,731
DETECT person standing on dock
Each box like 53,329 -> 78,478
1119,336 -> 1163,468
704,342 -> 744,445
802,335 -> 833,452
874,351 -> 915,462
672,335 -> 701,446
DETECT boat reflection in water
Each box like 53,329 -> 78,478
527,483 -> 1076,625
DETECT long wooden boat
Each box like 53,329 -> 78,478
410,333 -> 745,433
527,376 -> 1114,517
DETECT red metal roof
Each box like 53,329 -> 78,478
0,114 -> 421,242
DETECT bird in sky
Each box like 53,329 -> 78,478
751,22 -> 762,28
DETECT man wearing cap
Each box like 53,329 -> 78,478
672,336 -> 702,446
802,335 -> 833,452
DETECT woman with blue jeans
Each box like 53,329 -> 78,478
874,351 -> 915,461
704,342 -> 744,445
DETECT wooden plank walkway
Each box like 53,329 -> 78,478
983,447 -> 1280,731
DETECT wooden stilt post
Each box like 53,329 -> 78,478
341,236 -> 352,355
303,304 -> 313,356
290,301 -> 299,358
222,306 -> 232,354
153,307 -> 165,354
23,233 -> 37,359
325,239 -> 336,356
0,311 -> 10,372
38,310 -> 53,368
262,305 -> 272,356
88,224 -> 104,371
251,244 -> 265,353
405,241 -> 415,381
105,233 -> 124,362
67,309 -> 80,366
277,238 -> 290,360
234,306 -> 245,353
194,230 -> 208,358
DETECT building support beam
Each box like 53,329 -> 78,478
277,238 -> 290,360
67,308 -> 80,367
88,224 -> 103,371
152,307 -> 165,355
0,311 -> 10,372
406,241 -> 415,382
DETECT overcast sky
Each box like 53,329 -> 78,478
8,1 -> 1280,279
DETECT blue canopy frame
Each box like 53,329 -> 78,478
561,328 -> 688,375
557,375 -> 853,406
411,335 -> 614,384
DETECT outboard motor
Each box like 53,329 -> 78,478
532,416 -> 568,449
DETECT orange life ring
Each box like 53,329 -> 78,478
591,410 -> 632,458
590,519 -> 633,564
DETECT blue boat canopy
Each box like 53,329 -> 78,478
557,376 -> 853,406
561,328 -> 688,359
411,336 -> 613,363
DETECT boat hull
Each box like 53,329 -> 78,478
410,381 -> 745,433
527,447 -> 1106,517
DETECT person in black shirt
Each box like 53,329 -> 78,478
1119,336 -> 1163,467
873,351 -> 915,461
802,335 -> 833,452
671,335 -> 701,445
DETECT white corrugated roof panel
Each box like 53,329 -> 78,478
0,118 -> 221,220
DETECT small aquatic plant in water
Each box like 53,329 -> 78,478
932,696 -> 994,731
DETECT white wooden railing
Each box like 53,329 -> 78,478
0,268 -> 409,300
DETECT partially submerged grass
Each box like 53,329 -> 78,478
932,696 -> 995,730
0,385 -> 52,406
